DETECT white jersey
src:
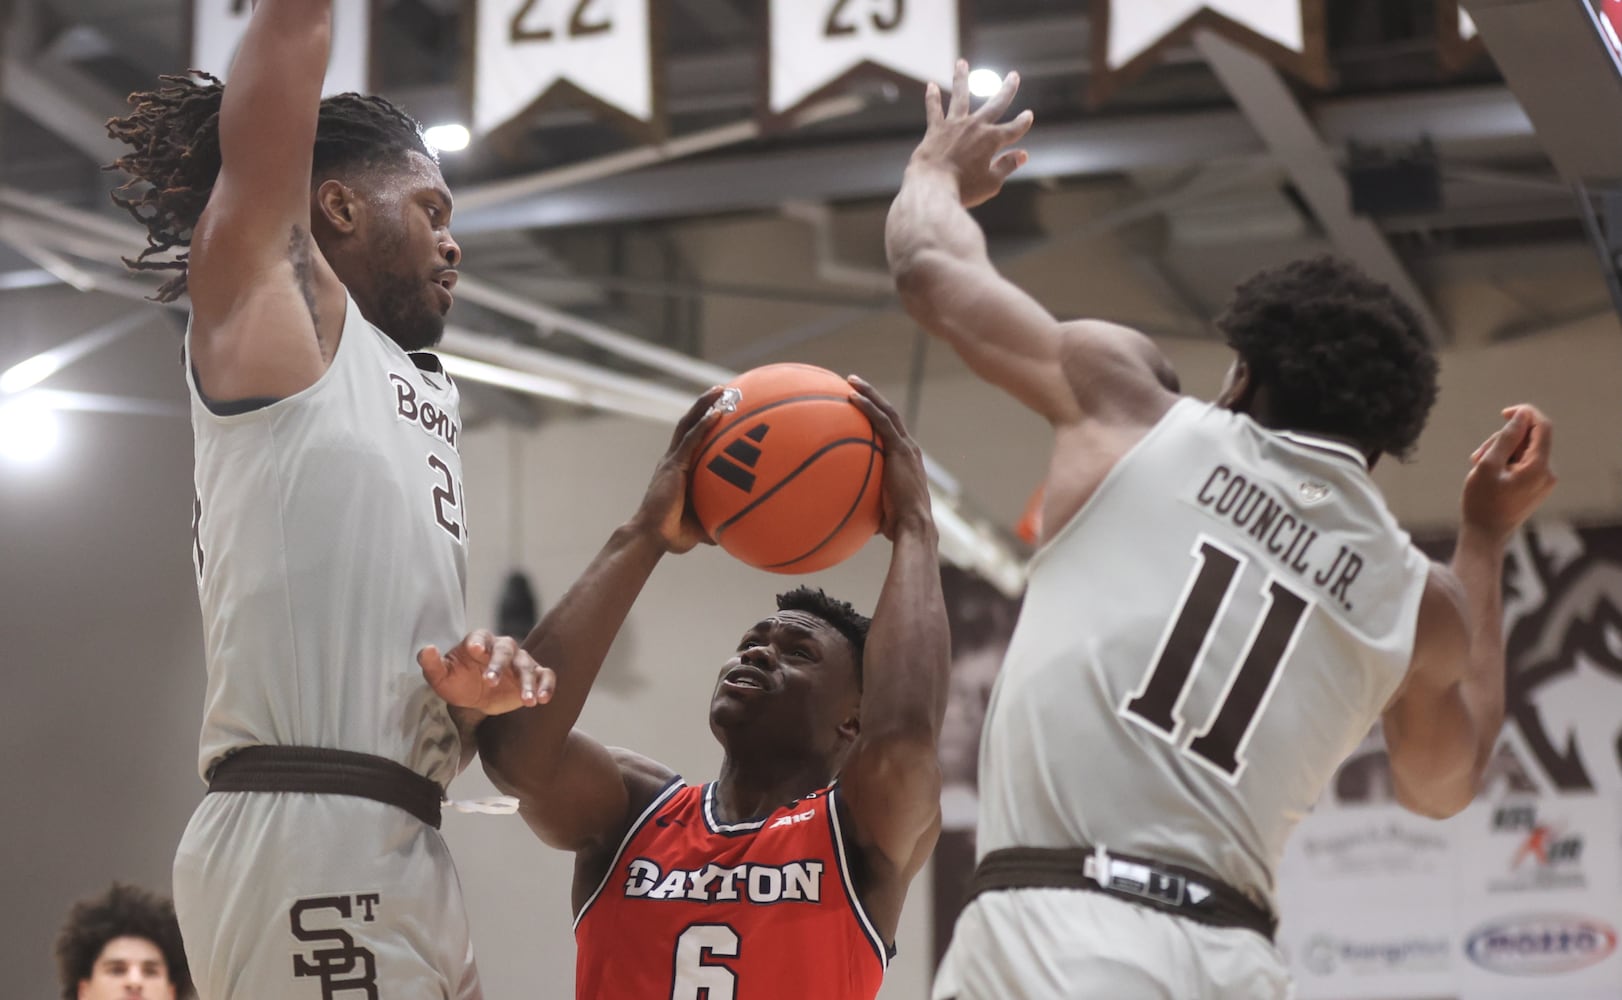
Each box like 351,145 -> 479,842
976,398 -> 1430,909
186,293 -> 468,787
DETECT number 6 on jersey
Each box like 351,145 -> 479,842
672,924 -> 739,999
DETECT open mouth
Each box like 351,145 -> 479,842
721,665 -> 770,692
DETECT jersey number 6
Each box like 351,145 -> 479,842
671,923 -> 739,999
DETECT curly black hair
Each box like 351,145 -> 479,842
776,586 -> 871,686
55,883 -> 193,1000
1216,255 -> 1439,460
105,71 -> 433,303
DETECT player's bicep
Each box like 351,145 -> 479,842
1382,567 -> 1476,814
893,249 -> 1080,423
213,5 -> 330,234
837,735 -> 942,876
511,735 -> 671,854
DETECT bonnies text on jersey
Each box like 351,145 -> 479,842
390,373 -> 459,449
1191,464 -> 1366,611
623,859 -> 825,905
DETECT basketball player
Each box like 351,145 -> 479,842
891,63 -> 1558,998
423,378 -> 950,998
106,3 -> 549,997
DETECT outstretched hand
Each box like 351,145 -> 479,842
910,59 -> 1035,209
418,629 -> 555,717
847,376 -> 933,540
633,386 -> 727,553
1461,404 -> 1556,543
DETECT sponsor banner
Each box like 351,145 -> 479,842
190,0 -> 371,96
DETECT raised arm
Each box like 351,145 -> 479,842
184,0 -> 347,402
463,390 -> 723,857
1384,405 -> 1556,818
886,62 -> 1176,427
835,379 -> 952,938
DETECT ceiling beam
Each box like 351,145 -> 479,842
1194,29 -> 1448,342
454,86 -> 1536,234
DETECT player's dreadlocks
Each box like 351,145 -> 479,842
776,586 -> 872,688
105,72 -> 434,302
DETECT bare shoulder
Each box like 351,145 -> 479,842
1054,320 -> 1181,426
608,747 -> 681,813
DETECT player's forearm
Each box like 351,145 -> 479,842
860,517 -> 951,744
886,163 -> 991,310
478,523 -> 665,785
1449,524 -> 1511,775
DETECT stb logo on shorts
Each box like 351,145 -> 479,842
290,894 -> 381,999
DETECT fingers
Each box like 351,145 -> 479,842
670,385 -> 727,450
673,398 -> 726,470
991,149 -> 1029,186
417,645 -> 447,685
483,634 -> 517,687
847,374 -> 908,442
975,70 -> 1023,122
1473,409 -> 1531,471
925,81 -> 944,127
509,645 -> 552,706
948,59 -> 970,119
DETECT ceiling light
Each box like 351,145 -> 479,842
0,395 -> 60,464
0,352 -> 63,395
425,123 -> 472,154
968,68 -> 1005,99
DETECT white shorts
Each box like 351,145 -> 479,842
933,888 -> 1292,1000
173,790 -> 481,1000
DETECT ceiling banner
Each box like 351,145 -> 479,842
471,0 -> 662,140
767,0 -> 961,122
189,0 -> 372,96
1089,0 -> 1331,104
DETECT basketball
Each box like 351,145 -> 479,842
690,363 -> 885,574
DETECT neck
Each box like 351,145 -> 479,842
711,751 -> 834,824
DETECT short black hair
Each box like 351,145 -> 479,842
776,586 -> 871,686
106,72 -> 434,302
1216,255 -> 1439,460
55,883 -> 193,1000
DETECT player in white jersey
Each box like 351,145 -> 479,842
888,63 -> 1558,998
107,4 -> 551,997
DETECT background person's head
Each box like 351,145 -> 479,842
55,884 -> 191,1000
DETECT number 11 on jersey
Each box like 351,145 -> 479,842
1121,536 -> 1312,783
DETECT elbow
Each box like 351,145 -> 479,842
1391,766 -> 1479,820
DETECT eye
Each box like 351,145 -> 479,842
792,647 -> 814,660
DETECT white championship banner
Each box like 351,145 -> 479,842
473,0 -> 655,136
191,0 -> 371,96
768,0 -> 958,117
1278,520 -> 1622,999
1106,0 -> 1303,71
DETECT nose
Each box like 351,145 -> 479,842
439,236 -> 462,269
739,644 -> 772,670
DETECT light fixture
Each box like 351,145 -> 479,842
425,123 -> 472,154
0,352 -> 63,395
968,68 -> 1005,99
0,395 -> 61,463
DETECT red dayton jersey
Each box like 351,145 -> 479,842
574,780 -> 889,999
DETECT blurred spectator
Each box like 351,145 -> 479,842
55,884 -> 192,1000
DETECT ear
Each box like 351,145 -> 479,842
837,709 -> 860,743
78,980 -> 89,1000
314,179 -> 362,234
1217,358 -> 1254,411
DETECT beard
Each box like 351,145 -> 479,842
372,267 -> 446,352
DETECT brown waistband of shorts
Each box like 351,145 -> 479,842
207,746 -> 444,829
967,845 -> 1277,942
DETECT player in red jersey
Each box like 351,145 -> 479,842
423,379 -> 950,998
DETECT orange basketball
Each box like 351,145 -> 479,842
690,363 -> 885,574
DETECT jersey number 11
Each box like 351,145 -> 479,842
1121,537 -> 1311,783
